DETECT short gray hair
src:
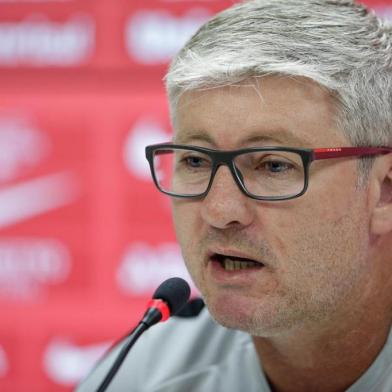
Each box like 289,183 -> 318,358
166,0 -> 392,152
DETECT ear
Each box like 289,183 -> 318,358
370,153 -> 392,235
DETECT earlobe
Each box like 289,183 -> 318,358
370,155 -> 392,236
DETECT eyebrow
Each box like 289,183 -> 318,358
173,129 -> 311,148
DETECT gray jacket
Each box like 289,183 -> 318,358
77,305 -> 392,391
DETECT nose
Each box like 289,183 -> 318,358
200,165 -> 255,229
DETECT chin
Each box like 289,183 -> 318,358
205,293 -> 259,331
205,293 -> 296,337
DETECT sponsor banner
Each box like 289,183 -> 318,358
0,237 -> 71,300
0,1 -> 231,69
117,241 -> 196,297
0,13 -> 95,67
37,296 -> 152,390
44,338 -> 110,387
121,0 -> 232,67
0,110 -> 86,197
124,7 -> 211,65
0,106 -> 92,304
0,114 -> 50,183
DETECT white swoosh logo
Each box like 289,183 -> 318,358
44,339 -> 111,385
0,171 -> 79,229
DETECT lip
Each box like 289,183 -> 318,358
206,247 -> 264,265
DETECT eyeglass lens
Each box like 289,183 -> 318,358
152,148 -> 306,198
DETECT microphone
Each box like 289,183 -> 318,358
96,277 -> 191,392
141,276 -> 192,327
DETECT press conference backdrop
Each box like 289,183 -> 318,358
0,0 -> 389,390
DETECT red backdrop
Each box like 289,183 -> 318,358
0,0 -> 390,390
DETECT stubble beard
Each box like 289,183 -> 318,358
180,213 -> 370,338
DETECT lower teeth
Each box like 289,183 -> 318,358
222,259 -> 259,270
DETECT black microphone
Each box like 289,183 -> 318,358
96,277 -> 191,392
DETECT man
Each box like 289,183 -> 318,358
79,0 -> 392,390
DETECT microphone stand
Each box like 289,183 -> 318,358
96,307 -> 163,392
93,277 -> 190,392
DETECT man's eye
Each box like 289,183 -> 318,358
262,160 -> 293,173
179,155 -> 210,169
186,156 -> 203,167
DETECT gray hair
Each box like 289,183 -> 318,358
165,0 -> 392,154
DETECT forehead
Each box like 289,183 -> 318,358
174,77 -> 348,148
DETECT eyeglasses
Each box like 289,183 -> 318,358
145,143 -> 392,201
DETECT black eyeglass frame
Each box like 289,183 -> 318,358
145,143 -> 392,201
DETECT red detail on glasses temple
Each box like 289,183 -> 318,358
313,147 -> 392,160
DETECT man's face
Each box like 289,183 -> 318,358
172,77 -> 373,337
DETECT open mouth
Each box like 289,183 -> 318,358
211,253 -> 264,271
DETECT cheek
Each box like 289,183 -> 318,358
172,201 -> 201,260
263,180 -> 369,283
173,199 -> 197,227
